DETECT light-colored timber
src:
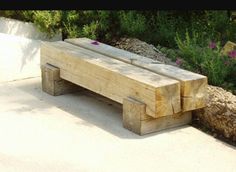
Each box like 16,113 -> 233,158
41,63 -> 82,96
123,97 -> 192,135
41,41 -> 181,118
65,38 -> 208,111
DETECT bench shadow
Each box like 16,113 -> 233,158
13,78 -> 192,139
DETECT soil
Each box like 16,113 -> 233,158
111,37 -> 236,146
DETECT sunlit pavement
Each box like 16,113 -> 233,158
0,77 -> 235,172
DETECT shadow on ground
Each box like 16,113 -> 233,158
10,77 -> 236,149
7,77 -> 196,139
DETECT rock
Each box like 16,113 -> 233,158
194,85 -> 236,141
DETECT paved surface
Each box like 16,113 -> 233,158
0,77 -> 235,172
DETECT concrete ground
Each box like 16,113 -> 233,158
0,77 -> 235,172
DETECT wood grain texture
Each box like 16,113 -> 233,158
65,38 -> 208,111
140,112 -> 192,135
123,97 -> 192,135
41,41 -> 181,118
41,63 -> 83,96
123,98 -> 144,134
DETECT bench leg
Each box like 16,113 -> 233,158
123,97 -> 192,135
41,63 -> 82,96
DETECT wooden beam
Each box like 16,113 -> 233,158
41,41 -> 181,118
123,97 -> 192,135
41,63 -> 82,96
65,38 -> 208,111
65,38 -> 162,64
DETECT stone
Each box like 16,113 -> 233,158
194,85 -> 236,141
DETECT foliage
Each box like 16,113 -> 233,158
118,11 -> 147,38
29,11 -> 120,41
0,10 -> 33,22
32,11 -> 62,38
175,30 -> 236,86
0,10 -> 235,46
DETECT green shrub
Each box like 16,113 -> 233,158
1,10 -> 235,48
0,10 -> 33,22
175,30 -> 235,86
32,11 -> 62,38
118,11 -> 147,38
147,11 -> 189,48
81,21 -> 98,40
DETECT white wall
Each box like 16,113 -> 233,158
0,17 -> 61,41
0,17 -> 62,82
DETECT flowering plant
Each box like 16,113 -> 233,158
175,31 -> 235,86
228,50 -> 236,59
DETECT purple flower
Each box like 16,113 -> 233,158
209,41 -> 216,49
91,41 -> 99,45
228,50 -> 236,59
176,58 -> 183,65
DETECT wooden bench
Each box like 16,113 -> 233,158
40,39 -> 207,135
65,38 -> 208,112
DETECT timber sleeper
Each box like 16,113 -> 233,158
65,38 -> 208,112
40,41 -> 195,135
